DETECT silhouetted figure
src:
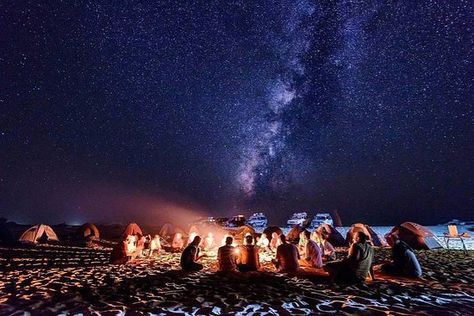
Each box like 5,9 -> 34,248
324,231 -> 374,283
110,240 -> 129,264
218,236 -> 238,272
274,235 -> 300,272
181,236 -> 204,271
382,235 -> 422,277
237,235 -> 260,272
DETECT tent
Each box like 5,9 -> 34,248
262,226 -> 283,239
79,223 -> 100,240
316,223 -> 346,247
159,223 -> 174,239
19,224 -> 59,243
123,222 -> 142,237
346,223 -> 384,247
231,224 -> 256,241
385,222 -> 443,250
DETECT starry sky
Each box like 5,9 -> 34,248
1,1 -> 472,225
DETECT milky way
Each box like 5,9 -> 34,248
1,1 -> 472,224
237,0 -> 315,197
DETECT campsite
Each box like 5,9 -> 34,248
0,220 -> 473,314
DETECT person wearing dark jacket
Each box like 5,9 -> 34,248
382,235 -> 422,277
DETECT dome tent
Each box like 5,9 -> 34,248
346,223 -> 384,247
385,222 -> 443,250
316,223 -> 346,247
19,224 -> 59,244
79,223 -> 100,240
123,222 -> 143,237
262,226 -> 283,239
231,224 -> 256,242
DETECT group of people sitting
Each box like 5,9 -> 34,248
111,227 -> 423,283
180,231 -> 423,283
110,234 -> 162,264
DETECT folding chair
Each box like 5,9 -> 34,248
444,225 -> 470,254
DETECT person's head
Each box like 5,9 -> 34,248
272,232 -> 278,238
356,231 -> 368,243
280,234 -> 287,243
225,236 -> 233,246
245,235 -> 253,245
304,230 -> 311,240
192,235 -> 201,245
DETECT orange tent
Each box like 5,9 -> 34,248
19,224 -> 59,243
316,223 -> 346,247
346,223 -> 384,247
123,222 -> 142,237
385,222 -> 442,250
229,224 -> 256,241
79,223 -> 100,240
262,226 -> 283,239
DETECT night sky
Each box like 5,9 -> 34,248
1,1 -> 472,226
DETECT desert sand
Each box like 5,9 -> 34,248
0,247 -> 473,315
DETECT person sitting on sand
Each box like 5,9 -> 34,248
298,231 -> 308,256
150,235 -> 161,256
270,232 -> 282,251
181,235 -> 205,271
218,236 -> 238,272
237,235 -> 260,272
172,233 -> 184,251
203,232 -> 214,251
256,233 -> 270,249
382,234 -> 422,277
110,239 -> 129,264
274,235 -> 300,273
301,230 -> 323,268
136,234 -> 146,257
313,230 -> 336,261
324,231 -> 374,283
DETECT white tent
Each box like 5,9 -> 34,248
19,224 -> 59,243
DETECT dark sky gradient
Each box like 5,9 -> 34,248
1,1 -> 472,225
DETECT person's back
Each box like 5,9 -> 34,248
404,248 -> 422,277
348,239 -> 374,281
110,240 -> 128,264
305,236 -> 323,268
276,235 -> 300,272
218,236 -> 237,272
238,235 -> 260,272
392,240 -> 409,267
385,239 -> 422,277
